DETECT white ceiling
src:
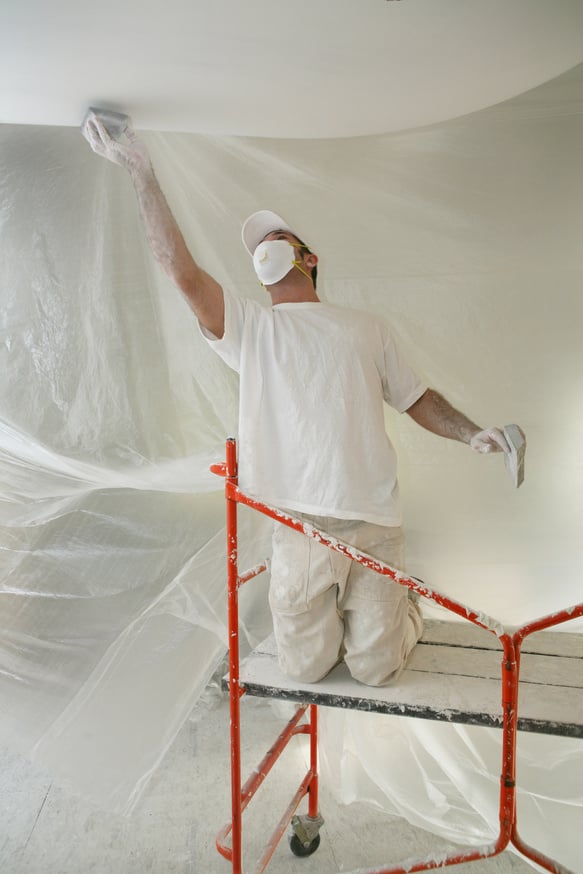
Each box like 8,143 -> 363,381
2,0 -> 583,138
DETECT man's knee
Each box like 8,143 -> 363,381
345,651 -> 404,686
344,597 -> 423,686
278,646 -> 340,684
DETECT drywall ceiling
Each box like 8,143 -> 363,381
2,0 -> 583,137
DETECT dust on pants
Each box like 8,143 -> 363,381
269,514 -> 423,686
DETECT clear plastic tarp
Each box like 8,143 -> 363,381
1,63 -> 582,868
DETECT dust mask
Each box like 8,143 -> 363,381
252,239 -> 310,286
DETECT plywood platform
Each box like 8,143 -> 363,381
234,620 -> 583,737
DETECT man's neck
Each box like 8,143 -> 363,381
267,277 -> 320,306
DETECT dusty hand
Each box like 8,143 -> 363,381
470,427 -> 511,454
81,110 -> 150,175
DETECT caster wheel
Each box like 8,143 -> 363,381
289,832 -> 321,857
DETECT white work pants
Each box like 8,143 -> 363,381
269,514 -> 423,686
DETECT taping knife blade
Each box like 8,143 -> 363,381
503,424 -> 525,488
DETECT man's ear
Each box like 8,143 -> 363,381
305,252 -> 318,270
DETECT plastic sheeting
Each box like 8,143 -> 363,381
320,714 -> 583,869
1,62 -> 582,867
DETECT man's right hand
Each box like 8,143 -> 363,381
80,107 -> 225,336
82,110 -> 150,176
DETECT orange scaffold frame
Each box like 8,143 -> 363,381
211,437 -> 583,874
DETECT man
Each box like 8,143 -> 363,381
82,111 -> 516,687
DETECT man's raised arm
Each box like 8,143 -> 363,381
82,110 -> 224,338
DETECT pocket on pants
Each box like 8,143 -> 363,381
269,523 -> 311,615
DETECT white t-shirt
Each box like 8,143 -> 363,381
201,289 -> 426,526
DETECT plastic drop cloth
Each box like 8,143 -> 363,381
1,62 -> 582,868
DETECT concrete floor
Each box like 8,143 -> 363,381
1,685 -> 535,874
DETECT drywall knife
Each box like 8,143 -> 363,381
503,424 -> 526,488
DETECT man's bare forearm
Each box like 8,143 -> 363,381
130,165 -> 199,288
82,112 -> 224,335
128,164 -> 224,334
406,389 -> 481,444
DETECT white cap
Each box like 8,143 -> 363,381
241,209 -> 297,255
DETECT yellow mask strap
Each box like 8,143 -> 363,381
293,260 -> 313,281
291,243 -> 312,281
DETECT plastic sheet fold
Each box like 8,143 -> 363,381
1,64 -> 582,867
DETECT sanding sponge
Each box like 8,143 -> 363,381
503,424 -> 525,488
84,107 -> 130,140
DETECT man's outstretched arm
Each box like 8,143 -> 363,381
406,389 -> 511,453
82,110 -> 224,338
